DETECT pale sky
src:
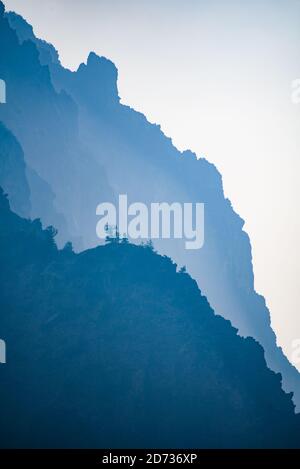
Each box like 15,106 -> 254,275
3,0 -> 300,369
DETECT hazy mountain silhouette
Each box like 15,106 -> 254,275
0,5 -> 115,250
0,121 -> 68,235
0,121 -> 30,217
0,187 -> 299,448
1,2 -> 300,410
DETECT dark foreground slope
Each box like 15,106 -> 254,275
0,188 -> 299,448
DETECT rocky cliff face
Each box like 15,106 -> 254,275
0,122 -> 30,218
0,7 -> 115,249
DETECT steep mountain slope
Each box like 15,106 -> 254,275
1,3 -> 299,408
0,5 -> 115,250
0,121 -> 68,234
0,187 -> 299,448
0,121 -> 30,217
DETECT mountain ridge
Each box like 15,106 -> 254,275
1,2 -> 299,410
0,186 -> 299,448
